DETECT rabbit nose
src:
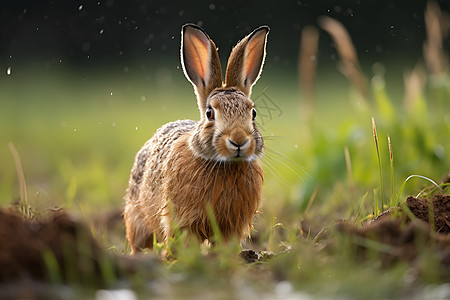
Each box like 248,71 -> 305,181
227,138 -> 250,150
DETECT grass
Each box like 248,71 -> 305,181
1,52 -> 449,299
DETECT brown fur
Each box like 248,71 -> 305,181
162,134 -> 263,242
124,24 -> 269,254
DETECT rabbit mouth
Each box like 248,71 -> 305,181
228,153 -> 258,162
219,137 -> 256,161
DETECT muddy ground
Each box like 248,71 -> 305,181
0,194 -> 448,295
337,194 -> 450,279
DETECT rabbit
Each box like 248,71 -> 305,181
124,23 -> 269,254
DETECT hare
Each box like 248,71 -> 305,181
124,24 -> 269,254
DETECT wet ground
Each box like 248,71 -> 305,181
0,193 -> 448,298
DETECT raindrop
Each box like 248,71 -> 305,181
209,4 -> 215,10
141,96 -> 146,102
78,5 -> 83,11
74,128 -> 77,132
6,67 -> 11,75
110,92 -> 113,96
112,122 -> 117,127
99,29 -> 104,34
135,126 -> 138,131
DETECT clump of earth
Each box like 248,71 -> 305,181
337,194 -> 450,280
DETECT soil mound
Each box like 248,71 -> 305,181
406,194 -> 449,234
0,208 -> 104,283
338,194 -> 450,279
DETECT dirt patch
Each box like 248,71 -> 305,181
337,194 -> 450,280
240,249 -> 275,263
406,194 -> 450,233
0,208 -> 108,283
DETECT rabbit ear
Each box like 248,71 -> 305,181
181,24 -> 223,112
225,26 -> 269,97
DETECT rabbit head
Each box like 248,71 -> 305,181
181,24 -> 269,162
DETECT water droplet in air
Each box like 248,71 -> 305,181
141,96 -> 146,102
135,126 -> 138,131
110,92 -> 113,96
6,67 -> 11,75
78,5 -> 83,11
99,29 -> 104,34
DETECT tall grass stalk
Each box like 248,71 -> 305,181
388,136 -> 395,206
8,142 -> 32,218
373,189 -> 379,216
205,203 -> 223,245
344,146 -> 355,212
42,248 -> 62,285
372,118 -> 384,212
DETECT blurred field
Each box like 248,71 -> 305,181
1,61 -> 448,212
2,11 -> 450,295
1,57 -> 449,297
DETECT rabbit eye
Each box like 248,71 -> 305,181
252,108 -> 257,120
206,107 -> 215,120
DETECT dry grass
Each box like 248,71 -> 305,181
318,16 -> 369,105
